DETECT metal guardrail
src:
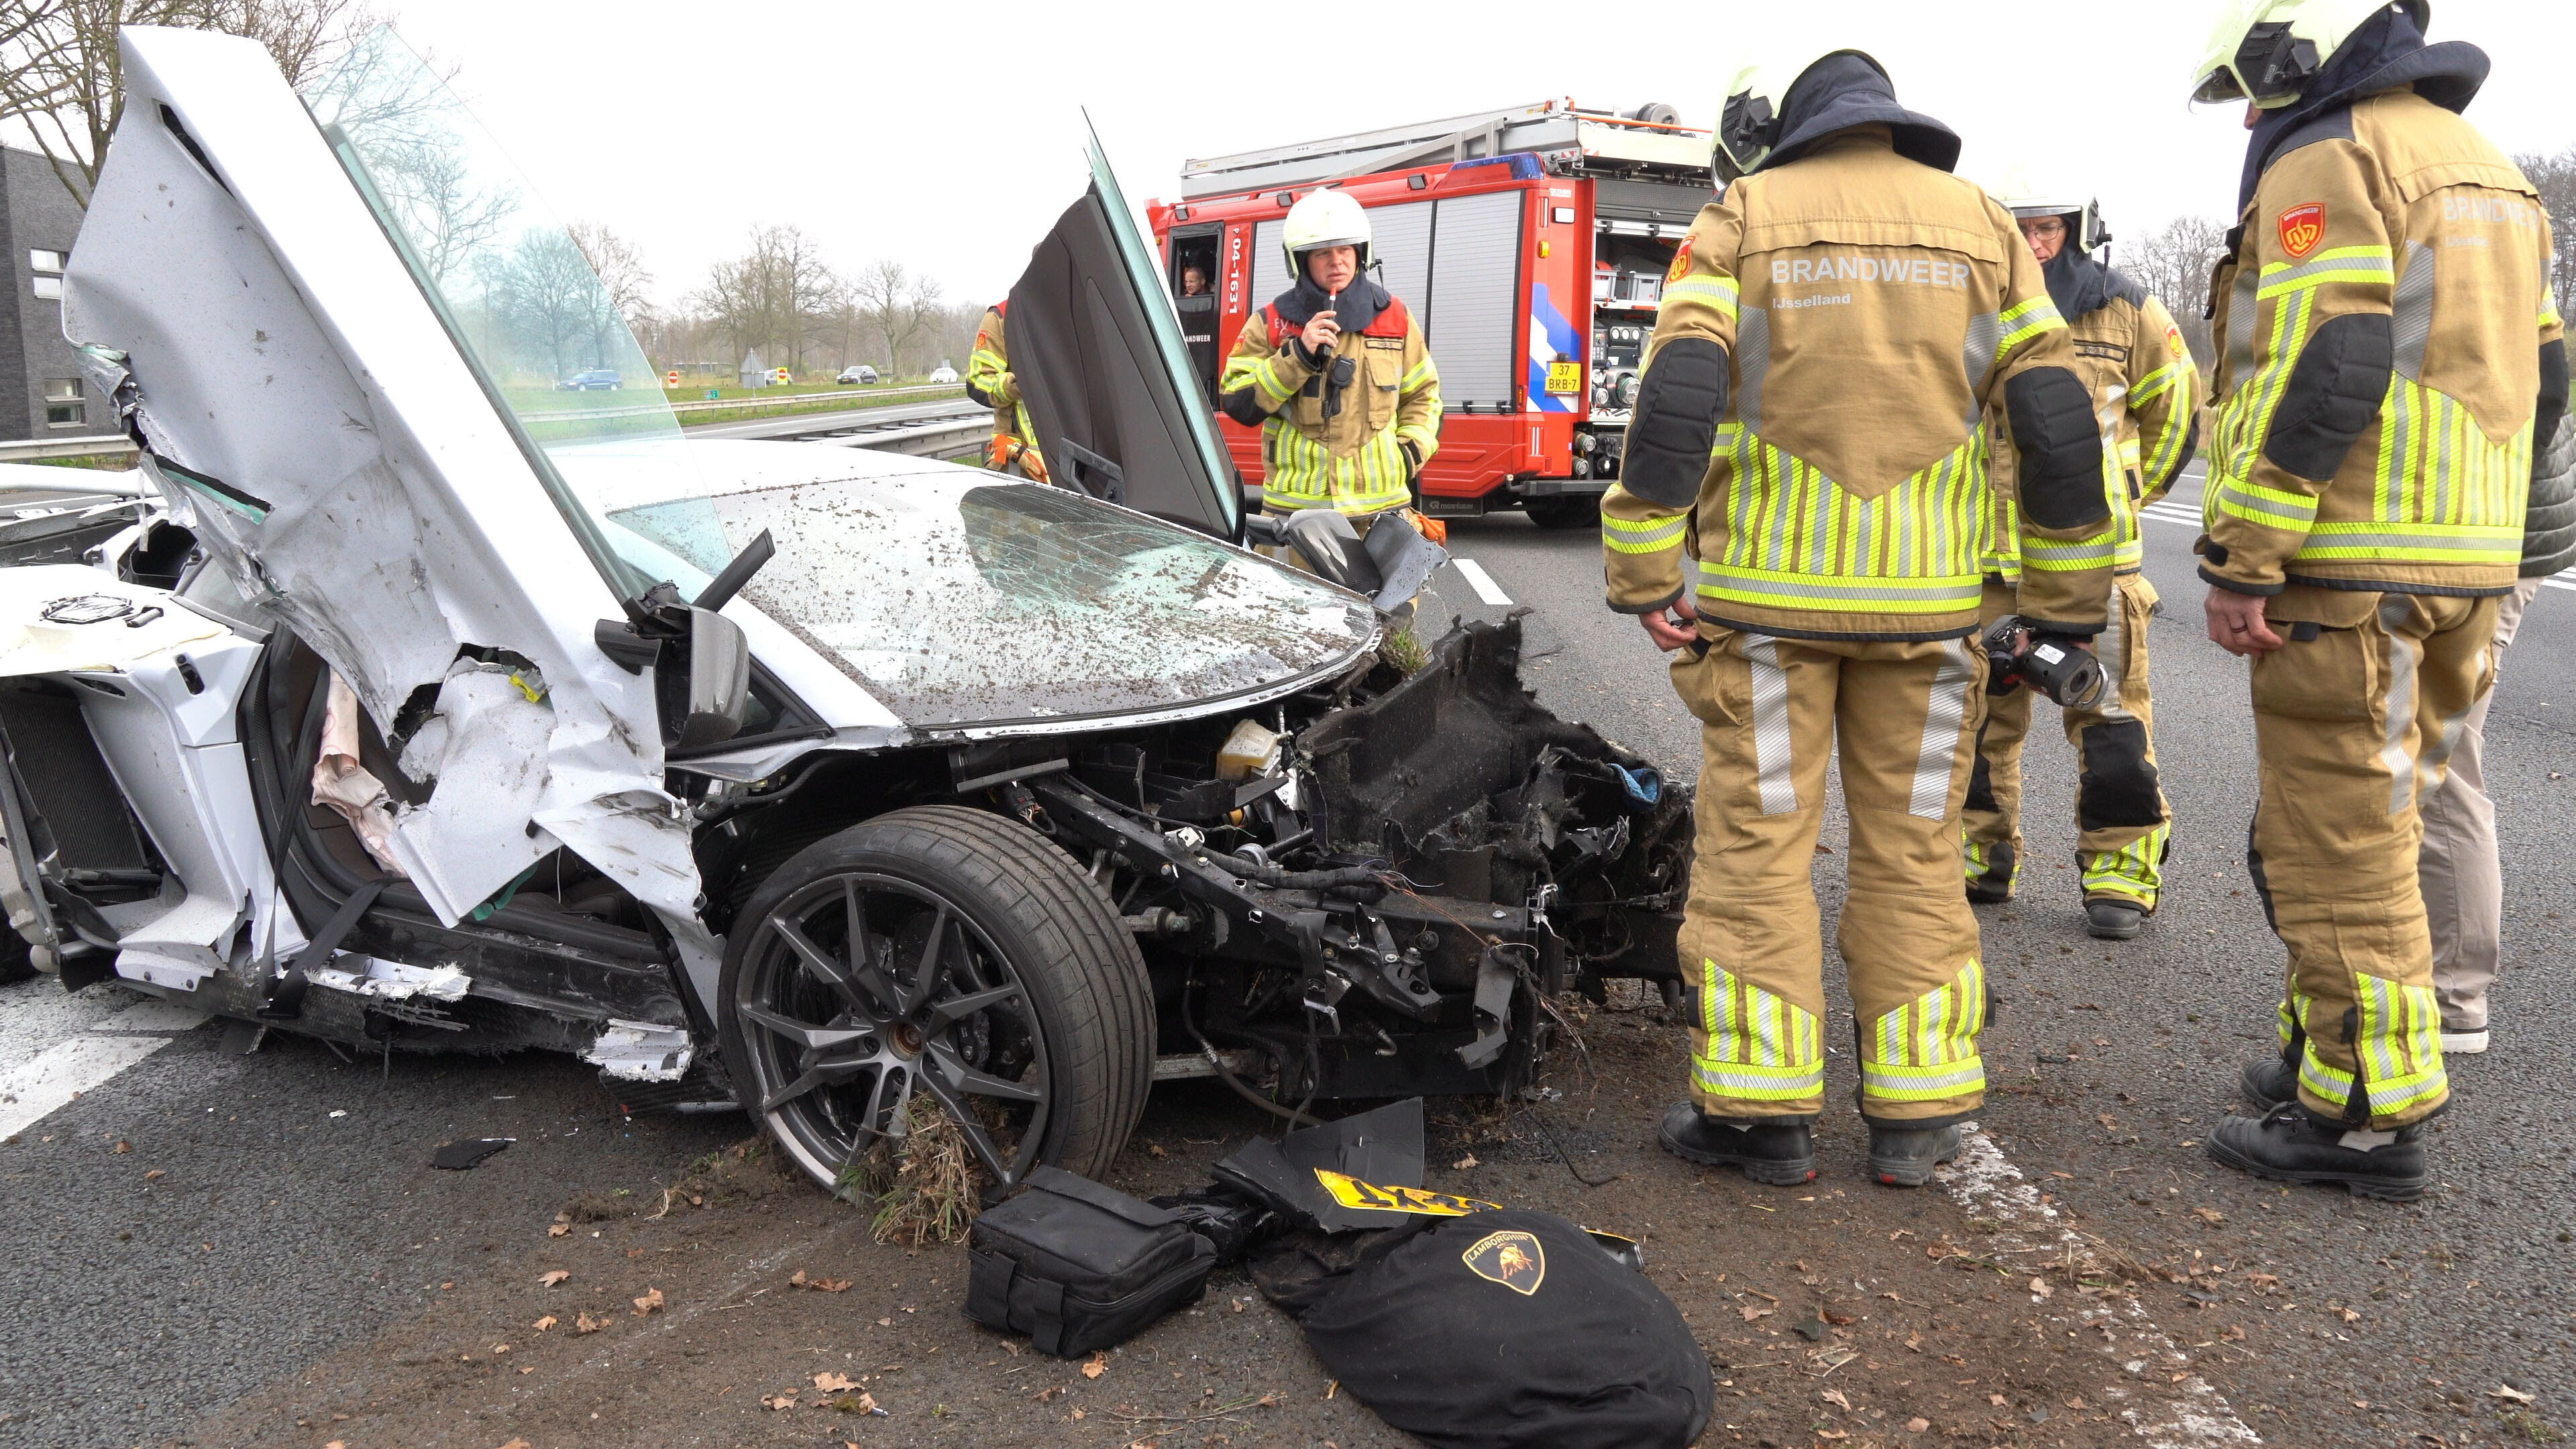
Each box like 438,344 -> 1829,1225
0,435 -> 139,464
671,382 -> 961,415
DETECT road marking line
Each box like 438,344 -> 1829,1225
1450,558 -> 1513,606
1940,1126 -> 2262,1447
0,998 -> 207,1139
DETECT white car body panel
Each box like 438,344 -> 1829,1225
62,28 -> 703,934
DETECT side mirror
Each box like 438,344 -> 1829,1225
671,606 -> 751,750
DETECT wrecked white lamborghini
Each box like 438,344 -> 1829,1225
1,27 -> 1690,1195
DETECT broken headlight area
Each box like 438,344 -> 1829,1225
957,614 -> 1692,1110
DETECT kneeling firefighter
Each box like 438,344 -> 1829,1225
967,301 -> 1048,482
1601,42 -> 2118,1186
1963,169 -> 2201,941
1218,190 -> 1442,533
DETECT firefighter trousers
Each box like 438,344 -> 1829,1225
1962,574 -> 2171,908
1670,629 -> 1990,1128
2416,578 -> 2539,1032
2250,587 -> 2498,1130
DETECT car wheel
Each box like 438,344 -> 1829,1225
718,806 -> 1152,1195
1523,496 -> 1601,530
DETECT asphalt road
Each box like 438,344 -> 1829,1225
2,465 -> 2570,1448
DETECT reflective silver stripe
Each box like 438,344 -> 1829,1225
2414,637 -> 2485,801
1703,573 -> 1984,604
2093,582 -> 2133,720
2377,596 -> 2418,816
2392,239 -> 2434,384
1747,635 -> 1798,815
2226,262 -> 2261,380
1860,1057 -> 1986,1095
1734,307 -> 1770,435
1962,310 -> 2000,426
1908,638 -> 1975,820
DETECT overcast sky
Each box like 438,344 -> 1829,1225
382,0 -> 2575,311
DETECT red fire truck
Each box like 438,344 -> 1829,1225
1148,100 -> 1715,527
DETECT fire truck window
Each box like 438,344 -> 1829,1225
1171,241 -> 1218,300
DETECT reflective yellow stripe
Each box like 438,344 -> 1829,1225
2256,246 -> 2395,300
1693,961 -> 1823,1104
1663,274 -> 1741,321
2292,521 -> 2522,564
1996,296 -> 2067,356
1602,514 -> 1687,554
1258,417 -> 1412,515
2214,476 -> 2320,531
1861,961 -> 1986,1104
2021,533 -> 2123,572
1699,429 -> 1988,619
2081,820 -> 2167,906
1699,566 -> 1983,613
2294,976 -> 2447,1120
2129,360 -> 2188,405
1400,358 -> 1437,391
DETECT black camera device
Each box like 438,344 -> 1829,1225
1984,614 -> 2106,710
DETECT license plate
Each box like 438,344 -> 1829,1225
1545,362 -> 1582,394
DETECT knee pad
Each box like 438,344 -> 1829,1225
1623,337 -> 1732,507
2076,719 -> 2163,830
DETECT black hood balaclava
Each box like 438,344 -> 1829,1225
2040,237 -> 2147,323
2237,5 -> 2489,211
1273,266 -> 1391,341
1760,52 -> 1962,176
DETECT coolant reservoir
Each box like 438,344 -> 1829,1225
1215,719 -> 1283,780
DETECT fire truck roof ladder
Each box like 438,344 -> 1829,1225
1179,99 -> 1711,199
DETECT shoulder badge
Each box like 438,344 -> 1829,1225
1666,234 -> 1697,285
2165,323 -> 2188,362
2277,204 -> 2326,260
1461,1229 -> 1547,1296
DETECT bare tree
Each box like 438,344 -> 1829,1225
688,224 -> 841,374
0,0 -> 386,209
850,258 -> 947,376
486,227 -> 610,379
2514,148 -> 2576,328
2121,215 -> 2231,369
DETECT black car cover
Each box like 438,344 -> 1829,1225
1250,1210 -> 1711,1449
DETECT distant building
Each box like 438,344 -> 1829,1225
1,146 -> 88,443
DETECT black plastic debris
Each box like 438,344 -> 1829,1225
1212,1098 -> 1431,1230
430,1138 -> 515,1171
1144,1185 -> 1279,1269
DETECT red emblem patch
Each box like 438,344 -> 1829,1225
2277,203 -> 2326,260
1666,233 -> 1696,285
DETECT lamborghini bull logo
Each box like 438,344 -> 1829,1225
1462,1230 -> 1548,1296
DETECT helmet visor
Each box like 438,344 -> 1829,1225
2191,64 -> 2247,105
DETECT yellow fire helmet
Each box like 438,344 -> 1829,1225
2190,0 -> 2429,108
1280,187 -> 1372,276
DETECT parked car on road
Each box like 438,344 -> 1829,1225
837,365 -> 879,386
11,27 -> 1688,1199
556,368 -> 621,390
927,364 -> 959,384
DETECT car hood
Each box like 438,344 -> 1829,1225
565,439 -> 1379,732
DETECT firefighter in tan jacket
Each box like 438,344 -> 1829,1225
1602,44 -> 2118,1188
2189,0 -> 2567,1199
966,301 -> 1046,481
1218,189 -> 1440,523
1964,172 -> 2202,941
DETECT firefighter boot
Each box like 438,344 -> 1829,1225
1866,1124 -> 1962,1188
2239,1053 -> 2296,1114
2086,899 -> 2145,941
1658,1104 -> 1817,1185
2207,1105 -> 2428,1203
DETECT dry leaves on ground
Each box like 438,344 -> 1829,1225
1082,1352 -> 1110,1379
539,1270 -> 570,1287
574,1312 -> 608,1335
144,1169 -> 166,1181
547,1224 -> 570,1237
633,1287 -> 665,1316
763,1394 -> 798,1411
2492,1385 -> 2537,1404
1906,1417 -> 1931,1432
1821,1388 -> 1852,1409
532,1316 -> 557,1332
792,1269 -> 853,1292
816,1373 -> 859,1393
1454,1153 -> 1479,1169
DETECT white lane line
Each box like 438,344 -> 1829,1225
0,996 -> 208,1140
1939,1126 -> 2261,1446
1450,557 -> 1514,606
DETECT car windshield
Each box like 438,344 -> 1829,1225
301,28 -> 687,600
586,456 -> 1377,729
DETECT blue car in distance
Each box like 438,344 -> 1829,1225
556,368 -> 621,390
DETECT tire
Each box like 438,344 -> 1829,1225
1524,496 -> 1601,530
718,806 -> 1152,1195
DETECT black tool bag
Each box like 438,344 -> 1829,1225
965,1166 -> 1215,1357
1251,1210 -> 1711,1449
